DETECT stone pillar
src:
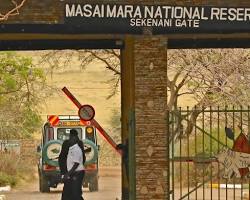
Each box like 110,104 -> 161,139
134,36 -> 169,199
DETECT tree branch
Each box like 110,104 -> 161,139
176,72 -> 190,92
0,84 -> 24,95
104,49 -> 120,60
86,50 -> 121,75
0,0 -> 27,21
177,92 -> 195,96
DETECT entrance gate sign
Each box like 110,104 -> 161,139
2,3 -> 250,35
65,4 -> 250,34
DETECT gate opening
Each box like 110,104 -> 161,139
0,49 -> 123,200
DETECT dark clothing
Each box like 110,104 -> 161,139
59,140 -> 86,175
123,144 -> 129,182
59,139 -> 86,200
61,177 -> 71,200
61,171 -> 85,200
59,140 -> 70,175
116,141 -> 129,200
71,171 -> 85,200
116,141 -> 129,181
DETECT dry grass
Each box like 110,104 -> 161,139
0,152 -> 36,187
40,62 -> 121,130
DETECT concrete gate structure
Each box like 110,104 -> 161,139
1,1 -> 250,199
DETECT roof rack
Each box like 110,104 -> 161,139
47,115 -> 80,120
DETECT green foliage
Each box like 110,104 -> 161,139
174,127 -> 234,161
0,172 -> 17,187
189,127 -> 233,156
0,52 -> 47,139
20,108 -> 42,138
173,127 -> 235,186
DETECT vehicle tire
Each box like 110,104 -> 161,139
89,175 -> 99,192
82,139 -> 98,165
42,140 -> 63,167
39,173 -> 50,193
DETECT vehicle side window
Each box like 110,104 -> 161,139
42,128 -> 45,145
45,127 -> 54,142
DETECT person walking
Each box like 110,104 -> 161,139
59,129 -> 86,200
59,138 -> 70,199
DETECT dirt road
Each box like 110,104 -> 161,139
2,167 -> 121,200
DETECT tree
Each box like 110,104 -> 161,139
37,49 -> 121,99
0,0 -> 26,21
168,49 -> 250,108
167,49 -> 250,140
0,52 -> 49,139
37,49 -> 250,141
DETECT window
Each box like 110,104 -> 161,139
44,126 -> 54,143
57,128 -> 82,141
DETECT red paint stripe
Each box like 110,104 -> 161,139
48,115 -> 56,121
52,118 -> 59,126
91,119 -> 121,155
50,116 -> 59,126
62,87 -> 82,108
49,115 -> 56,124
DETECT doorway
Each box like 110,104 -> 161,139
0,47 -> 124,200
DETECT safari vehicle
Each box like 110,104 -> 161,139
37,115 -> 99,193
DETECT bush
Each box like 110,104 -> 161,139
0,172 -> 17,187
98,138 -> 121,166
172,127 -> 239,187
0,152 -> 36,187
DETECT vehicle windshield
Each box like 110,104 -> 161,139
57,128 -> 82,141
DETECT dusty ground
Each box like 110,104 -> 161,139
2,167 -> 121,200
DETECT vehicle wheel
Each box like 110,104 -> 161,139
42,140 -> 63,167
39,173 -> 50,193
89,175 -> 98,192
82,139 -> 98,165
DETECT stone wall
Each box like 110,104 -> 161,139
134,36 -> 168,199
